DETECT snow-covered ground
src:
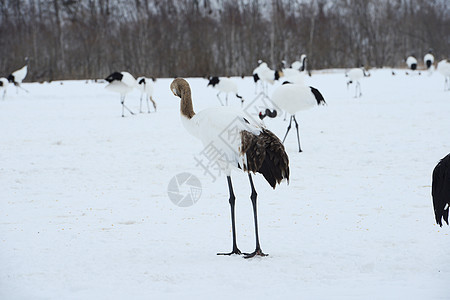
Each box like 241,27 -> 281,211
1,69 -> 449,299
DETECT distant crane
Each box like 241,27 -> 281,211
346,67 -> 369,98
252,60 -> 280,97
7,58 -> 29,94
406,56 -> 419,75
207,76 -> 244,107
432,153 -> 450,227
170,77 -> 289,258
105,71 -> 137,117
268,80 -> 326,152
136,77 -> 157,113
424,50 -> 435,70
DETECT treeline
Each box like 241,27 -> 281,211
0,0 -> 448,81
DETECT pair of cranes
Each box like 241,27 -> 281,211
105,71 -> 157,117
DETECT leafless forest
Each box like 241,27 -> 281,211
0,0 -> 448,81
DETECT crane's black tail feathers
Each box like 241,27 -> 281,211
432,153 -> 450,226
309,86 -> 327,105
240,129 -> 290,189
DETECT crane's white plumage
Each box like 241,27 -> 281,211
406,56 -> 418,70
346,68 -> 365,98
272,83 -> 317,114
270,81 -> 326,152
10,65 -> 28,84
136,76 -> 157,113
105,71 -> 136,95
424,53 -> 435,69
437,59 -> 450,90
181,106 -> 261,175
253,61 -> 277,85
280,63 -> 304,84
105,71 -> 137,117
207,76 -> 244,106
8,63 -> 28,93
291,54 -> 307,71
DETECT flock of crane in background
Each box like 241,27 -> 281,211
1,52 -> 449,231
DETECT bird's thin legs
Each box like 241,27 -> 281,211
217,176 -> 242,256
121,95 -> 135,117
2,90 -> 6,101
225,94 -> 228,106
139,94 -> 144,113
18,85 -> 29,93
150,96 -> 157,112
292,115 -> 302,152
145,95 -> 151,113
216,92 -> 224,106
356,82 -> 362,97
282,115 -> 293,143
244,174 -> 267,259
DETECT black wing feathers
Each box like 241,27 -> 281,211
432,153 -> 450,226
240,129 -> 290,189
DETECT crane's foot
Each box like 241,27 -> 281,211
217,248 -> 242,256
243,249 -> 268,259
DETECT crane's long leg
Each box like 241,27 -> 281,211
244,174 -> 267,259
282,115 -> 293,143
121,95 -> 135,117
145,95 -> 151,113
139,94 -> 144,113
217,176 -> 242,256
149,96 -> 157,112
292,115 -> 302,152
216,92 -> 224,106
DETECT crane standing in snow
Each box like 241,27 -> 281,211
105,71 -> 137,117
136,77 -> 157,113
170,78 -> 289,258
207,76 -> 244,107
7,58 -> 29,94
252,60 -> 280,98
423,50 -> 435,70
432,153 -> 450,227
268,80 -> 326,152
346,67 -> 369,98
406,56 -> 420,75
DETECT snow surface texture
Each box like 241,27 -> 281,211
1,69 -> 449,299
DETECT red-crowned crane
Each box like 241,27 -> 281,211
346,67 -> 369,98
406,56 -> 420,75
136,76 -> 157,113
7,58 -> 29,94
424,51 -> 435,70
105,71 -> 137,117
432,153 -> 450,227
170,78 -> 289,258
268,80 -> 326,152
207,76 -> 244,107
